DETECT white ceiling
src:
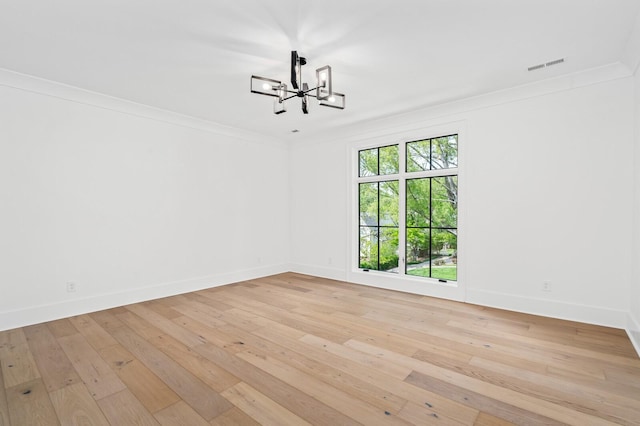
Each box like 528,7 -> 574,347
1,0 -> 639,139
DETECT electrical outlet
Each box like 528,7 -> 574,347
542,281 -> 551,292
66,282 -> 77,293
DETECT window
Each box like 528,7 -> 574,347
358,135 -> 458,281
358,145 -> 400,272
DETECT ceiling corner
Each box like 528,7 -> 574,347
622,9 -> 640,75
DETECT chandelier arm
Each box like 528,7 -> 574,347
302,86 -> 319,95
281,86 -> 318,102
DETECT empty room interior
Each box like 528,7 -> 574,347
2,1 -> 640,425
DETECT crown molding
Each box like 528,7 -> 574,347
296,62 -> 633,148
0,67 -> 285,147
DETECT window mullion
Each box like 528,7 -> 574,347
429,178 -> 433,278
357,174 -> 400,184
407,168 -> 458,180
377,182 -> 381,270
398,142 -> 407,276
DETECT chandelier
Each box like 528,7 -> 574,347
250,51 -> 345,114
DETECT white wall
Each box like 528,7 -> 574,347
291,69 -> 634,328
1,65 -> 637,337
630,65 -> 640,352
0,73 -> 290,331
289,141 -> 349,281
464,79 -> 632,327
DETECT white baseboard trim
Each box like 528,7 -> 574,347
0,263 -> 289,332
627,312 -> 640,358
289,263 -> 348,282
4,264 -> 637,356
291,264 -> 630,331
466,288 -> 628,329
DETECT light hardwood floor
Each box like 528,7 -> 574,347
1,272 -> 639,425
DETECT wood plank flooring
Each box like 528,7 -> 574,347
1,272 -> 639,425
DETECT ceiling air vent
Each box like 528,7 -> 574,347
527,63 -> 546,71
528,58 -> 565,71
545,58 -> 564,67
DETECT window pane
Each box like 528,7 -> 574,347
359,148 -> 378,176
358,133 -> 458,280
432,176 -> 457,228
406,178 -> 430,227
431,135 -> 457,169
359,227 -> 378,269
431,229 -> 457,281
379,180 -> 399,226
379,145 -> 399,175
406,228 -> 430,277
359,183 -> 378,226
379,227 -> 399,272
406,140 -> 431,172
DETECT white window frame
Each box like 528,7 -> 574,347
347,122 -> 466,301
